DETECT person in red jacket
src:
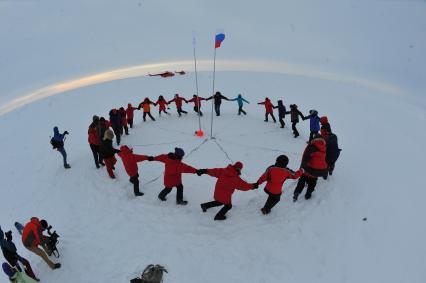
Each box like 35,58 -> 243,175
21,218 -> 60,270
293,135 -> 328,201
155,95 -> 170,116
151,148 -> 197,205
119,107 -> 129,135
117,145 -> 150,197
167,93 -> 188,117
88,115 -> 104,168
187,94 -> 206,116
258,97 -> 276,123
197,162 -> 258,220
257,155 -> 303,214
126,103 -> 138,128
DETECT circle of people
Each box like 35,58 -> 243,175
0,91 -> 341,282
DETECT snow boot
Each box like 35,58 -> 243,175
176,200 -> 188,205
261,207 -> 270,215
293,194 -> 299,202
200,203 -> 207,212
214,214 -> 226,221
135,192 -> 144,197
53,263 -> 61,270
64,164 -> 71,169
304,193 -> 312,200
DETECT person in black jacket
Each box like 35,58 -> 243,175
206,91 -> 229,116
286,104 -> 304,138
109,109 -> 122,145
273,100 -> 287,128
100,129 -> 120,179
320,127 -> 341,175
0,226 -> 38,281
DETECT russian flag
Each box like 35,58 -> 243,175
215,33 -> 225,48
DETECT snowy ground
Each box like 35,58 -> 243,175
1,1 -> 426,283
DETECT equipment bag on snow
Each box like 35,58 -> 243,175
130,264 -> 168,283
50,137 -> 64,149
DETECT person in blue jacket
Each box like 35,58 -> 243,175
229,94 -> 249,115
303,110 -> 320,142
273,100 -> 287,128
51,127 -> 70,169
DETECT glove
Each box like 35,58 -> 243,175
196,169 -> 207,176
148,156 -> 154,161
64,131 -> 69,135
252,182 -> 259,189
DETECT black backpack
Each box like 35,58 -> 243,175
130,265 -> 168,283
50,137 -> 64,149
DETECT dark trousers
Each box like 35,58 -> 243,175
89,144 -> 103,167
57,147 -> 68,166
201,201 -> 233,219
112,126 -> 121,145
294,174 -> 318,199
123,124 -> 129,135
328,161 -> 336,175
143,112 -> 155,121
214,104 -> 221,116
159,109 -> 169,115
265,112 -> 276,122
309,131 -> 318,142
6,255 -> 37,280
238,106 -> 246,115
263,189 -> 282,213
292,122 -> 299,137
177,108 -> 187,116
193,106 -> 203,116
129,174 -> 141,195
279,116 -> 285,128
158,184 -> 184,201
127,118 -> 134,128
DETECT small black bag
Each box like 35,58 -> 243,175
130,264 -> 168,283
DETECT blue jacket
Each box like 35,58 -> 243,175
52,127 -> 65,142
310,115 -> 320,132
230,95 -> 249,107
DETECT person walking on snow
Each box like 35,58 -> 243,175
320,126 -> 341,176
273,100 -> 287,128
197,162 -> 258,220
0,227 -> 38,281
206,91 -> 229,116
150,148 -> 197,205
99,129 -> 120,179
303,109 -> 321,142
118,145 -> 150,197
51,127 -> 70,169
88,115 -> 104,168
2,262 -> 39,283
96,117 -> 109,144
21,218 -> 60,270
109,109 -> 122,145
138,98 -> 156,122
258,97 -> 276,122
187,94 -> 206,116
320,116 -> 332,139
293,134 -> 328,201
167,94 -> 188,117
126,104 -> 138,128
119,107 -> 129,135
156,95 -> 170,116
229,94 -> 249,115
286,104 -> 304,138
256,155 -> 303,214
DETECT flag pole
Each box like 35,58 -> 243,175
210,45 -> 217,139
192,35 -> 202,134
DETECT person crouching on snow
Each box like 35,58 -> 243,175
150,148 -> 197,205
118,145 -> 150,197
256,155 -> 303,214
197,162 -> 258,220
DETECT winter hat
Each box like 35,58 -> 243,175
174,147 -> 185,158
275,155 -> 289,167
103,129 -> 114,141
233,161 -> 243,170
2,262 -> 15,278
92,115 -> 99,122
320,116 -> 328,124
309,109 -> 318,116
238,94 -> 242,98
40,219 -> 48,229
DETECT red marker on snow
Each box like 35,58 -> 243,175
196,130 -> 204,137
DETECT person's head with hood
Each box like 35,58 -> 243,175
193,94 -> 197,98
159,95 -> 164,100
309,109 -> 318,116
231,161 -> 243,175
127,103 -> 132,108
265,97 -> 270,101
170,147 -> 185,160
103,129 -> 114,141
215,91 -> 221,96
275,155 -> 289,168
92,115 -> 99,123
53,126 -> 59,135
238,94 -> 242,98
320,116 -> 328,125
290,104 -> 297,109
175,93 -> 179,98
277,100 -> 283,106
144,97 -> 150,103
119,107 -> 125,112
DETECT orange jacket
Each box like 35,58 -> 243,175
257,167 -> 302,195
21,217 -> 44,247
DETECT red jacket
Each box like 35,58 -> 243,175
301,137 -> 328,178
207,165 -> 253,204
118,146 -> 149,177
126,105 -> 137,119
259,99 -> 274,113
188,96 -> 205,107
257,167 -> 303,195
156,99 -> 168,111
154,154 -> 196,187
22,217 -> 44,247
168,96 -> 187,108
88,125 -> 99,145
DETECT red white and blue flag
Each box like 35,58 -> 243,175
215,33 -> 225,48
